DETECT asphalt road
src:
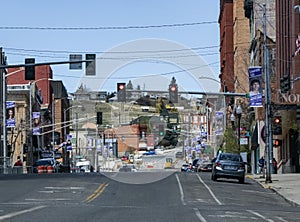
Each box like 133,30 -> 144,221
0,172 -> 299,222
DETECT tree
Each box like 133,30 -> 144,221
223,128 -> 239,153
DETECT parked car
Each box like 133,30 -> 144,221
119,164 -> 137,172
181,163 -> 191,172
192,158 -> 202,170
143,150 -> 155,156
121,155 -> 129,161
211,152 -> 245,183
32,158 -> 61,173
198,161 -> 213,172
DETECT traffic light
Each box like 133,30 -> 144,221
274,139 -> 282,147
280,75 -> 290,93
169,84 -> 178,103
25,58 -> 35,80
96,112 -> 103,125
117,83 -> 126,102
159,124 -> 164,136
273,115 -> 282,135
85,54 -> 96,75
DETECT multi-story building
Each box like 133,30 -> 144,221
5,66 -> 70,168
219,0 -> 235,93
275,0 -> 300,173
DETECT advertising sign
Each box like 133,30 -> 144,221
6,101 -> 16,128
32,112 -> 40,135
215,111 -> 224,135
248,66 -> 263,107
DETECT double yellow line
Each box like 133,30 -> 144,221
84,183 -> 109,203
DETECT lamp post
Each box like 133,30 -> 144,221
2,68 -> 24,173
29,78 -> 51,164
230,113 -> 235,128
236,104 -> 242,154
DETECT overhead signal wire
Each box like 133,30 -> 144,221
0,21 -> 218,31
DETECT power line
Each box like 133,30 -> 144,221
54,61 -> 220,80
0,21 -> 218,31
4,45 -> 219,54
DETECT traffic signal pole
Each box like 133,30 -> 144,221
263,3 -> 273,183
0,58 -> 93,174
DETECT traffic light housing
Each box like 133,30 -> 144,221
280,75 -> 290,93
85,54 -> 96,75
274,139 -> 282,147
272,115 -> 282,135
169,84 -> 178,103
96,112 -> 103,125
159,124 -> 164,136
25,58 -> 35,80
117,83 -> 126,102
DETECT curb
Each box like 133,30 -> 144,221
247,174 -> 300,207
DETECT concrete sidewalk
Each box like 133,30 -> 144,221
248,173 -> 300,206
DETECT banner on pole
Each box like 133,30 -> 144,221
6,101 -> 16,128
248,66 -> 263,107
32,112 -> 41,135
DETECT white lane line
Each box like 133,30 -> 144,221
175,174 -> 186,205
196,174 -> 222,205
25,198 -> 71,201
44,186 -> 85,190
0,206 -> 45,221
247,210 -> 275,222
275,216 -> 289,222
193,208 -> 207,222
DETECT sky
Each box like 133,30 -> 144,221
1,0 -> 220,95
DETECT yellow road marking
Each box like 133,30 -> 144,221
84,183 -> 109,203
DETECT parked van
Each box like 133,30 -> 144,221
75,159 -> 91,173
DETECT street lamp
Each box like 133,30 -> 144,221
2,68 -> 24,173
230,113 -> 235,128
236,104 -> 242,154
29,78 -> 52,164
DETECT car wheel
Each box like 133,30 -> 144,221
238,177 -> 245,184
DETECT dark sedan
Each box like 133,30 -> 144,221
198,161 -> 213,172
211,152 -> 245,183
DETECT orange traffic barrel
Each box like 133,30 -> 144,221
38,166 -> 44,174
47,165 -> 54,174
43,165 -> 47,174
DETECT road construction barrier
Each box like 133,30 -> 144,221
38,165 -> 44,174
47,165 -> 54,174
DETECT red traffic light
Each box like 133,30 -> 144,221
274,139 -> 282,147
170,86 -> 176,92
117,83 -> 126,91
274,117 -> 281,124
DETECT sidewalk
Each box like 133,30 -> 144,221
248,173 -> 300,206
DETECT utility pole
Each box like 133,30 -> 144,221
263,3 -> 273,183
0,48 -> 4,170
1,48 -> 8,173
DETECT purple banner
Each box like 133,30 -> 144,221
6,101 -> 16,128
248,66 -> 263,107
215,111 -> 224,135
32,112 -> 40,135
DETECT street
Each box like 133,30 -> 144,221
0,172 -> 299,222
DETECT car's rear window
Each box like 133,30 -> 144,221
220,154 -> 241,162
36,160 -> 52,166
